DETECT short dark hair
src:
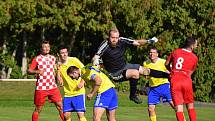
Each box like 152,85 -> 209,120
41,40 -> 50,45
58,45 -> 68,53
67,66 -> 79,75
183,37 -> 197,48
150,47 -> 161,57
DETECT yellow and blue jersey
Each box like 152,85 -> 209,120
59,57 -> 85,97
81,66 -> 115,94
143,58 -> 169,87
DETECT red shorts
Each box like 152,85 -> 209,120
170,75 -> 194,106
34,88 -> 62,106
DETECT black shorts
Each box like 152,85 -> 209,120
109,63 -> 140,82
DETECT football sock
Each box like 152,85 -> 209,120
80,117 -> 87,121
176,112 -> 185,121
66,117 -> 72,121
188,108 -> 196,121
32,111 -> 39,121
150,115 -> 157,121
129,78 -> 138,98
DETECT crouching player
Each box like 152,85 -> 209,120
67,66 -> 118,121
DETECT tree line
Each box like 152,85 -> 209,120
0,0 -> 214,102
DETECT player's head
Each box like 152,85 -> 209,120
184,37 -> 198,51
67,66 -> 80,79
58,45 -> 69,62
41,40 -> 50,55
108,28 -> 120,47
149,47 -> 159,62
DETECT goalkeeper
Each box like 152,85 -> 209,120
92,28 -> 169,104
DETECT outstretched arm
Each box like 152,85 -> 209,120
133,37 -> 159,46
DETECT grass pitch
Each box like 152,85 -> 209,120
0,81 -> 215,121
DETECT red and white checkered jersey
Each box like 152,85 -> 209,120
29,54 -> 57,90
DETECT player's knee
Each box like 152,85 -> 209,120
93,115 -> 101,121
64,112 -> 71,120
148,106 -> 155,113
131,71 -> 140,79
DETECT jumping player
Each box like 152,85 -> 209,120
92,28 -> 169,104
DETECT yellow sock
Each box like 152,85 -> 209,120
150,115 -> 156,121
66,117 -> 72,121
80,117 -> 87,121
183,114 -> 186,121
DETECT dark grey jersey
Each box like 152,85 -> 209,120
96,37 -> 134,73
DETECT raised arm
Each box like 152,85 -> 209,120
87,75 -> 102,100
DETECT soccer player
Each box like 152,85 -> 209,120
57,46 -> 87,121
28,40 -> 64,121
143,48 -> 174,121
67,66 -> 117,121
165,38 -> 198,121
92,28 -> 169,104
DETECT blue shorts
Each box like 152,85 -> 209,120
94,88 -> 118,110
148,83 -> 172,105
63,94 -> 86,112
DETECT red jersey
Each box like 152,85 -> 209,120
166,48 -> 198,78
29,54 -> 57,90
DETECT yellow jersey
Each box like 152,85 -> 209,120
143,58 -> 169,87
59,57 -> 85,97
81,66 -> 115,94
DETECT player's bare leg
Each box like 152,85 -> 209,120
175,105 -> 186,121
93,107 -> 106,121
148,104 -> 156,121
125,69 -> 140,79
106,109 -> 116,121
54,102 -> 64,121
64,112 -> 72,121
77,112 -> 87,121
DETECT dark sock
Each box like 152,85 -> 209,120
129,78 -> 138,98
149,69 -> 169,78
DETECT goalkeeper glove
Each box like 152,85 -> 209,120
147,37 -> 158,43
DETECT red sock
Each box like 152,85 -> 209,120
32,111 -> 38,121
59,112 -> 64,121
176,112 -> 185,121
188,108 -> 196,121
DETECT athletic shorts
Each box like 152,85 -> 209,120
148,83 -> 172,105
170,76 -> 194,106
34,88 -> 62,106
109,63 -> 140,82
63,94 -> 86,112
94,88 -> 118,111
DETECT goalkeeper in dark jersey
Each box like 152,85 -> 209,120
92,28 -> 169,104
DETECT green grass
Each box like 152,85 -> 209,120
0,81 -> 215,121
